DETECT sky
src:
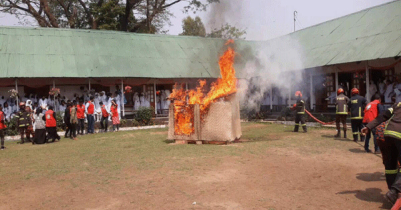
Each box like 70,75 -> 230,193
0,0 -> 395,41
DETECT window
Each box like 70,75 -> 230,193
384,68 -> 395,82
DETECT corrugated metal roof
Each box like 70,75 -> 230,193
277,0 -> 401,69
0,0 -> 401,78
0,27 -> 242,78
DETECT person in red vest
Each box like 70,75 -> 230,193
99,101 -> 109,132
76,99 -> 86,135
45,106 -> 60,143
85,96 -> 95,134
111,100 -> 120,132
0,105 -> 7,150
363,94 -> 384,153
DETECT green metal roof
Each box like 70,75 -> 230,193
0,27 -> 249,78
276,0 -> 401,69
0,0 -> 400,78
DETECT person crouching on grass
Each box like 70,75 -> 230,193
111,100 -> 120,132
45,106 -> 60,143
0,105 -> 7,150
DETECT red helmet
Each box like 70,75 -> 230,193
337,88 -> 344,95
351,88 -> 359,95
19,102 -> 25,107
295,91 -> 302,97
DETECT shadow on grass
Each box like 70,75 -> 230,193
163,140 -> 175,144
356,172 -> 385,182
337,188 -> 389,206
349,148 -> 367,153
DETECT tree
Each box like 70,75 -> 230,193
179,16 -> 246,39
0,0 -> 219,33
179,16 -> 205,37
207,23 -> 246,39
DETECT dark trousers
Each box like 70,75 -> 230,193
100,116 -> 109,132
113,124 -> 119,131
65,119 -> 71,137
381,137 -> 401,193
19,127 -> 30,143
70,123 -> 77,138
364,124 -> 379,152
294,114 -> 307,132
377,138 -> 398,189
0,129 -> 4,147
87,115 -> 94,134
351,119 -> 364,141
78,119 -> 85,134
46,127 -> 60,142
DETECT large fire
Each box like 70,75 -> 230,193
169,40 -> 237,135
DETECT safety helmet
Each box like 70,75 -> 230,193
337,88 -> 344,95
19,102 -> 25,107
295,91 -> 302,97
351,88 -> 359,95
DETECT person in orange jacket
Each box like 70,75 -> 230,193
45,106 -> 60,143
0,105 -> 7,150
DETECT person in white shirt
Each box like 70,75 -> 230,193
385,80 -> 394,103
94,93 -> 101,122
59,100 -> 66,113
39,95 -> 48,111
133,92 -> 141,111
163,90 -> 171,110
378,79 -> 385,95
3,102 -> 11,121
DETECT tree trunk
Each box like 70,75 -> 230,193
40,0 -> 59,27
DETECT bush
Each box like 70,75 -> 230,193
5,117 -> 19,136
135,107 -> 154,125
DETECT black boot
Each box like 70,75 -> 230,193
353,135 -> 358,142
386,189 -> 398,205
334,130 -> 340,138
294,125 -> 299,132
302,126 -> 307,133
344,130 -> 347,139
360,135 -> 365,142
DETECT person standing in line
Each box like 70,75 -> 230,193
362,94 -> 384,153
348,88 -> 367,142
0,105 -> 7,150
45,106 -> 60,143
3,102 -> 11,121
85,96 -> 95,134
334,88 -> 350,138
94,93 -> 101,122
69,101 -> 78,140
64,102 -> 72,138
111,100 -> 120,132
99,102 -> 109,132
76,99 -> 86,135
15,102 -> 32,144
39,95 -> 48,112
25,104 -> 35,143
33,107 -> 46,144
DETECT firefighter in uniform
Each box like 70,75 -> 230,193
362,101 -> 401,209
335,88 -> 349,138
15,102 -> 32,144
292,91 -> 307,133
348,88 -> 367,142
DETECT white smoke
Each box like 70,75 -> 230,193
237,36 -> 306,111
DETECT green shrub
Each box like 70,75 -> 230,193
5,117 -> 19,136
135,107 -> 154,125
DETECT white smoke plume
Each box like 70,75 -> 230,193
237,36 -> 306,111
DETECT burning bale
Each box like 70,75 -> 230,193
167,40 -> 242,144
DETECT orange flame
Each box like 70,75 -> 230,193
169,40 -> 237,136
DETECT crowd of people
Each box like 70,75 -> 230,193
0,90 -> 126,150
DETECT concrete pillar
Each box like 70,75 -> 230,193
309,72 -> 314,111
122,79 -> 125,117
154,81 -> 157,115
366,65 -> 370,102
335,70 -> 339,93
15,79 -> 19,111
269,86 -> 273,111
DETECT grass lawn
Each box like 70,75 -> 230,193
0,123 -> 391,210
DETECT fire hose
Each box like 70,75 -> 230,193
305,110 -> 336,125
